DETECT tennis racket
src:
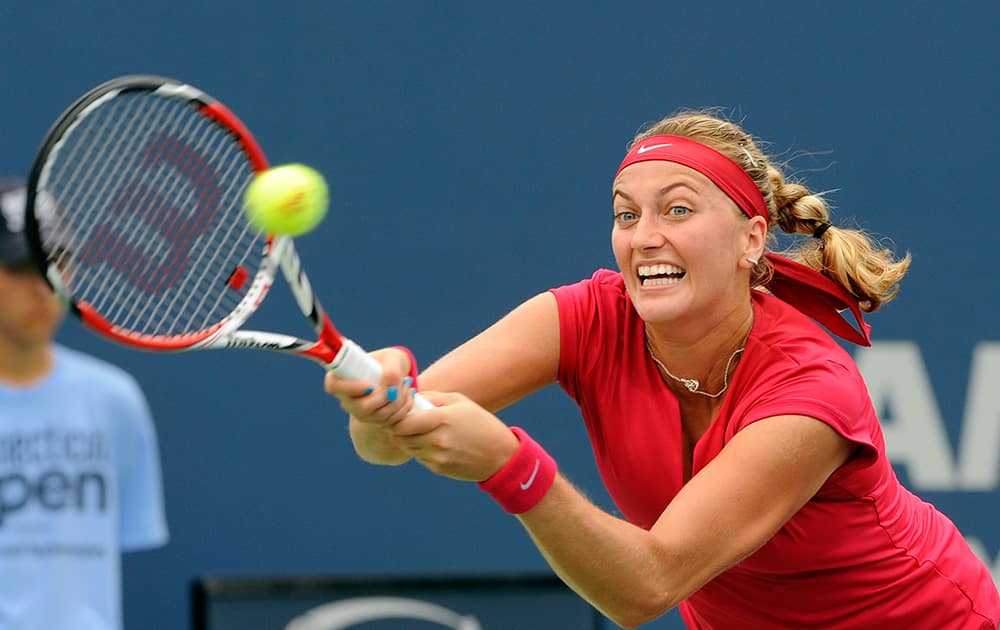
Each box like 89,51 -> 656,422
23,74 -> 432,410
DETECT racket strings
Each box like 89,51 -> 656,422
84,100 -> 189,321
65,98 -> 201,325
180,148 -> 261,327
57,97 -> 182,309
116,106 -> 233,330
39,91 -> 266,338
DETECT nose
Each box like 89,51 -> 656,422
631,213 -> 667,250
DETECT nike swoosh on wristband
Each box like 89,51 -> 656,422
636,142 -> 672,154
520,459 -> 541,490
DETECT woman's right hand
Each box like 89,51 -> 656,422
324,346 -> 418,465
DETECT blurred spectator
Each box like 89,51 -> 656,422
0,177 -> 168,630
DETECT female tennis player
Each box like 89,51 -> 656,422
326,110 -> 1000,629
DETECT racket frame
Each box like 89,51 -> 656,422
23,75 -> 343,369
25,74 -> 432,408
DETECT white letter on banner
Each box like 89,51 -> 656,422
855,342 -> 955,490
955,343 -> 1000,491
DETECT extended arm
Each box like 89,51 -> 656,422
392,401 -> 854,628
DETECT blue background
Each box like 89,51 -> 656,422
3,2 -> 998,628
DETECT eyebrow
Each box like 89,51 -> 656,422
611,181 -> 697,203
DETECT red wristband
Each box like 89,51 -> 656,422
391,345 -> 419,389
478,427 -> 557,514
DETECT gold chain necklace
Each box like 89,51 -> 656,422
645,322 -> 751,398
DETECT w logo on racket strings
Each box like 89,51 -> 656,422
79,131 -> 224,294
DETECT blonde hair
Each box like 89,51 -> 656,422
630,109 -> 910,312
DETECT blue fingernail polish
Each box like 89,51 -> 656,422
402,376 -> 413,387
386,386 -> 398,402
363,387 -> 374,395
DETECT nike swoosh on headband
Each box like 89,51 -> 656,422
636,143 -> 673,154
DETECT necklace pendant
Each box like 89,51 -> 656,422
681,378 -> 700,392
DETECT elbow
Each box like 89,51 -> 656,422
608,611 -> 667,629
604,590 -> 681,629
609,608 -> 673,630
609,615 -> 645,630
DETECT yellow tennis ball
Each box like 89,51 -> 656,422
244,163 -> 329,236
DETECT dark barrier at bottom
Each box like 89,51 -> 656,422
190,573 -> 604,630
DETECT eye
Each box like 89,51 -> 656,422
666,206 -> 691,217
614,210 -> 639,226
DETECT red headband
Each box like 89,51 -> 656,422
617,135 -> 770,222
615,134 -> 872,346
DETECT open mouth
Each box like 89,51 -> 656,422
638,263 -> 686,287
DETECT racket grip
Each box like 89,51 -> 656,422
329,338 -> 435,411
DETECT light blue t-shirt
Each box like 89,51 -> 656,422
0,345 -> 168,630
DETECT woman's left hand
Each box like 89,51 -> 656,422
390,391 -> 520,482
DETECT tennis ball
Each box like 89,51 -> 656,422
244,163 -> 329,236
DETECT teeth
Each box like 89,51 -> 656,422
637,263 -> 684,276
642,277 -> 681,286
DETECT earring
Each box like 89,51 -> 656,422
746,257 -> 759,266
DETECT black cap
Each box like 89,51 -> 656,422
0,177 -> 31,267
0,177 -> 63,269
